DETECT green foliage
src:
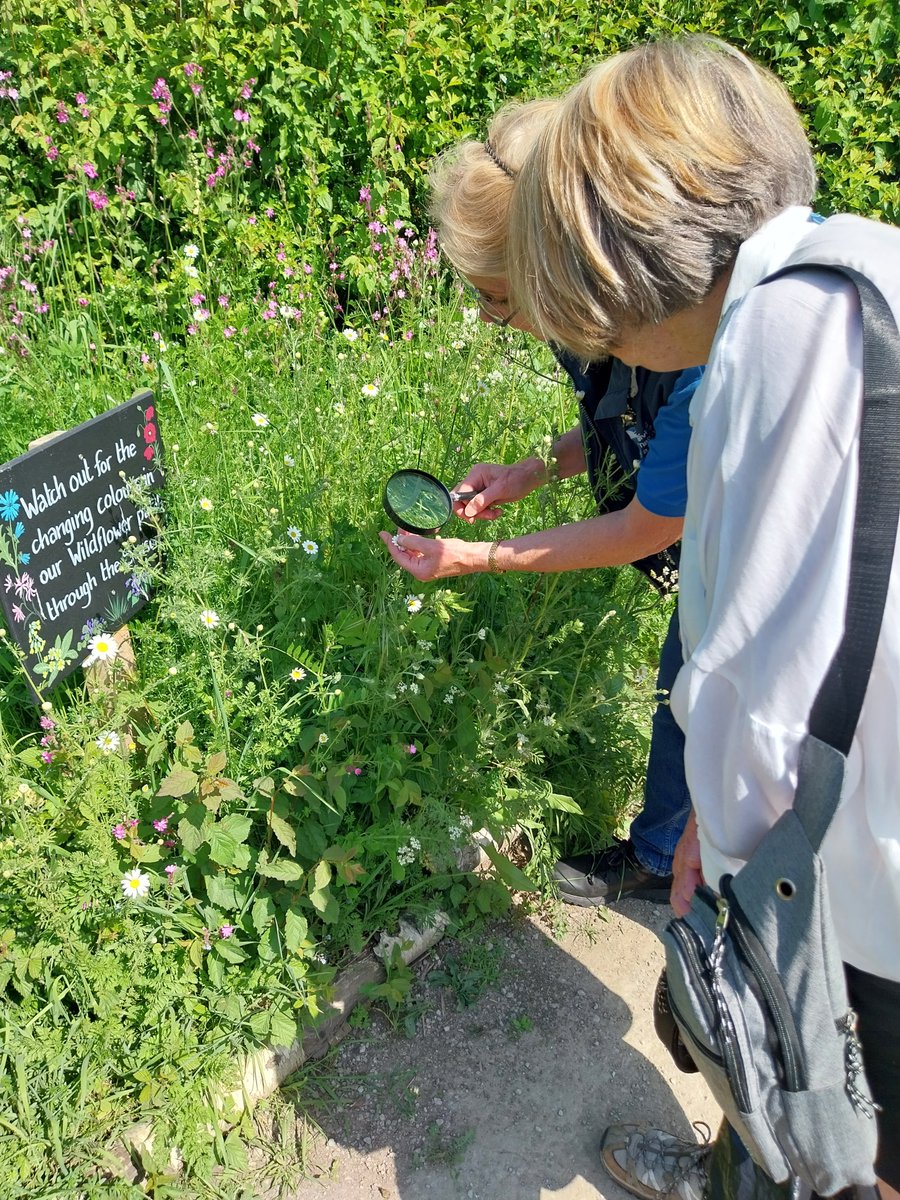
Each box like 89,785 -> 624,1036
0,0 -> 896,1192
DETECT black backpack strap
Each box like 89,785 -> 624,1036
761,263 -> 900,844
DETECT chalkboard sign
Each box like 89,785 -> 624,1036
0,390 -> 164,694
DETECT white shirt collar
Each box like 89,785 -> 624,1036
719,206 -> 816,324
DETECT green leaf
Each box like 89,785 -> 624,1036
268,1008 -> 298,1048
205,872 -> 240,909
206,750 -> 227,777
268,811 -> 296,856
481,843 -> 538,892
178,806 -> 211,854
219,814 -> 252,844
251,895 -> 276,935
214,937 -> 248,964
130,843 -> 162,864
256,851 -> 304,882
545,791 -> 583,815
158,764 -> 199,798
308,883 -> 338,921
207,826 -> 238,868
284,908 -> 308,954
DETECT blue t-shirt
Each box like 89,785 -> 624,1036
635,366 -> 702,519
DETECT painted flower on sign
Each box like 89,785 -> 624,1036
0,490 -> 20,521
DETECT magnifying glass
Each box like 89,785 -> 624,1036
383,468 -> 478,535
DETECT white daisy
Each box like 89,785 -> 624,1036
85,632 -> 119,665
302,540 -> 318,556
361,383 -> 379,398
252,412 -> 269,428
342,328 -> 359,342
199,496 -> 213,511
183,263 -> 199,279
183,244 -> 200,260
318,732 -> 328,744
121,868 -> 150,900
405,595 -> 423,614
284,454 -> 296,467
96,730 -> 121,753
290,667 -> 307,681
286,526 -> 301,544
199,608 -> 220,629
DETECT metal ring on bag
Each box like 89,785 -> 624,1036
775,878 -> 796,900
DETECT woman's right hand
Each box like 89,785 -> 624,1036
452,459 -> 544,523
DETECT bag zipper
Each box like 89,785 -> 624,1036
668,919 -> 716,1030
666,988 -> 726,1069
720,877 -> 807,1092
668,914 -> 754,1112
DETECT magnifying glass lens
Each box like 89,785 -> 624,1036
383,470 -> 452,534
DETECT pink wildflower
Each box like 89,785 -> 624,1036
82,162 -> 97,179
233,108 -> 249,123
153,816 -> 168,832
113,823 -> 127,840
219,924 -> 235,939
56,103 -> 69,123
217,294 -> 229,308
223,326 -> 236,338
164,864 -> 177,880
75,92 -> 87,104
77,297 -> 89,307
41,750 -> 54,765
87,190 -> 109,211
405,743 -> 417,755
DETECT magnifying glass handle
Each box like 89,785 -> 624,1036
449,488 -> 482,503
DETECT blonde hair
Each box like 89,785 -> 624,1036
429,98 -> 559,279
508,36 -> 816,359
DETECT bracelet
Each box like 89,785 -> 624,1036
487,540 -> 504,574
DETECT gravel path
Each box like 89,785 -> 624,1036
247,900 -> 719,1200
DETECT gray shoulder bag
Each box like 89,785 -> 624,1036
662,262 -> 900,1194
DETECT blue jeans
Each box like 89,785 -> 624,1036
629,608 -> 691,876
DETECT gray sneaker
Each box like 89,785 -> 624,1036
600,1123 -> 711,1200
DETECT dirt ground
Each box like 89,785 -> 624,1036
248,898 -> 720,1200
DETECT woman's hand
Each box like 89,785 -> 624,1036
452,459 -> 544,523
670,810 -> 704,917
379,531 -> 484,582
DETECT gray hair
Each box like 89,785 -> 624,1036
507,36 -> 816,359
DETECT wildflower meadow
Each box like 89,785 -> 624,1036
0,0 -> 897,1195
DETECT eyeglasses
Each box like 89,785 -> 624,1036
463,282 -> 520,328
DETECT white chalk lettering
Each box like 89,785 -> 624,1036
43,569 -> 98,621
30,505 -> 95,556
66,513 -> 134,565
39,560 -> 62,585
96,480 -> 130,515
19,475 -> 68,518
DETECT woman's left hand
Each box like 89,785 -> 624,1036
379,531 -> 483,581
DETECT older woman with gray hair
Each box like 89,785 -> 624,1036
507,34 -> 900,1200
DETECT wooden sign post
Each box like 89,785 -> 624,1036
0,390 -> 163,698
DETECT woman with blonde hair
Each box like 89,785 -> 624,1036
381,98 -> 704,909
508,34 -> 900,1200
